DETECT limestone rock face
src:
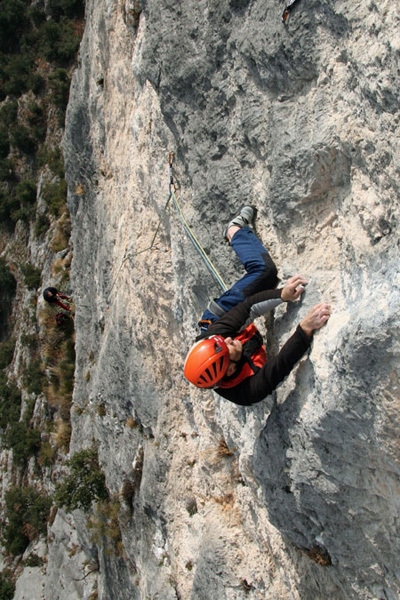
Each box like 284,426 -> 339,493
35,0 -> 400,598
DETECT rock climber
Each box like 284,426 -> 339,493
183,206 -> 331,406
43,287 -> 71,312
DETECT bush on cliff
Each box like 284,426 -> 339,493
3,485 -> 52,556
55,447 -> 109,512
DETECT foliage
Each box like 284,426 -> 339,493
12,180 -> 38,222
87,500 -> 123,556
10,124 -> 37,155
0,129 -> 10,159
0,570 -> 15,600
34,213 -> 51,238
3,421 -> 42,466
21,262 -> 42,290
0,158 -> 15,182
0,0 -> 84,233
0,338 -> 15,369
3,485 -> 52,556
39,19 -> 81,66
55,448 -> 109,512
48,147 -> 65,178
0,191 -> 15,229
47,0 -> 86,21
0,373 -> 21,427
23,358 -> 45,394
0,258 -> 16,296
0,258 -> 16,338
48,68 -> 71,113
27,101 -> 47,144
50,213 -> 71,252
43,178 -> 67,217
0,101 -> 18,128
2,53 -> 34,97
15,180 -> 37,205
0,0 -> 30,54
38,440 -> 56,467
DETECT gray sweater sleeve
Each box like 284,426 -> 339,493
247,297 -> 284,323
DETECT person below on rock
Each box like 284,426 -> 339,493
43,287 -> 71,312
183,206 -> 331,406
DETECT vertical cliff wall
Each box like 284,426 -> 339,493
24,0 -> 400,598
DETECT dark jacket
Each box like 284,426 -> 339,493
197,289 -> 312,406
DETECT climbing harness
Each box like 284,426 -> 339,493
168,152 -> 227,293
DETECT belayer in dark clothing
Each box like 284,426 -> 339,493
183,206 -> 331,406
43,287 -> 71,312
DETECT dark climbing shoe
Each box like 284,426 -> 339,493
224,205 -> 257,241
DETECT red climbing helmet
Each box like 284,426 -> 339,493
184,335 -> 230,388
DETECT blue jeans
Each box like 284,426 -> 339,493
200,227 -> 278,328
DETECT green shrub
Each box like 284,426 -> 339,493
0,570 -> 15,600
21,332 -> 38,350
43,179 -> 67,216
39,19 -> 80,66
87,500 -> 123,556
23,358 -> 45,394
0,0 -> 30,53
0,129 -> 10,159
48,0 -> 85,20
15,180 -> 37,205
3,422 -> 42,466
3,53 -> 33,97
38,440 -> 56,467
21,262 -> 41,290
0,373 -> 21,427
0,101 -> 18,128
0,258 -> 16,301
0,258 -> 16,337
27,102 -> 47,144
11,125 -> 37,155
0,258 -> 16,294
3,485 -> 52,556
0,191 -> 14,226
29,72 -> 46,95
38,146 -> 65,178
0,338 -> 15,369
24,553 -> 45,567
49,147 -> 65,178
55,448 -> 109,512
34,213 -> 51,238
48,67 -> 71,117
0,158 -> 15,181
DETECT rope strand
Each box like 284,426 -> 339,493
108,152 -> 227,299
168,152 -> 227,292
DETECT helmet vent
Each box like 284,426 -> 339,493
184,335 -> 229,388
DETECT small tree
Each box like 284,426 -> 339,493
21,262 -> 41,290
0,258 -> 16,339
43,179 -> 67,216
0,570 -> 15,600
0,338 -> 15,369
3,422 -> 42,466
48,68 -> 71,114
11,125 -> 37,155
0,129 -> 10,158
3,486 -> 52,556
55,448 -> 109,511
